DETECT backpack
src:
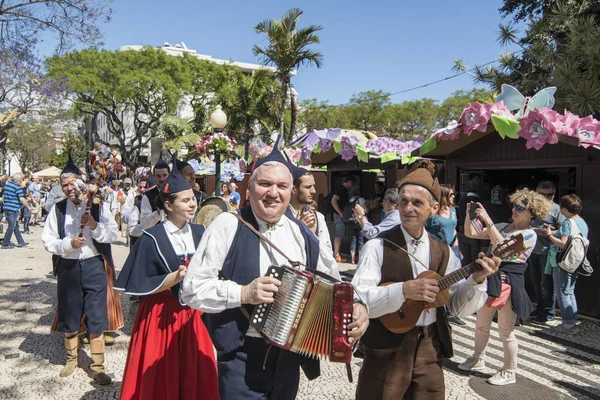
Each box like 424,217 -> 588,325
342,197 -> 361,228
557,219 -> 593,276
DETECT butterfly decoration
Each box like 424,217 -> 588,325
496,84 -> 557,118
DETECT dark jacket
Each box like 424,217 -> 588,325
488,262 -> 533,322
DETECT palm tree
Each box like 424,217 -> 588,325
220,69 -> 281,158
253,8 -> 324,143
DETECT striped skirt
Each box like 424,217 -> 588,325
51,258 -> 124,333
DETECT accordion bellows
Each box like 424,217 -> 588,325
250,266 -> 354,363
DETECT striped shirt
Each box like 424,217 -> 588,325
3,181 -> 24,212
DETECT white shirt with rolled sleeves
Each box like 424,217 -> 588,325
352,225 -> 487,325
121,188 -> 141,224
41,199 -> 118,260
126,206 -> 144,238
181,211 -> 341,338
139,194 -> 165,229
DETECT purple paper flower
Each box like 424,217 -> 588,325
460,102 -> 492,136
576,115 -> 600,149
518,107 -> 559,150
339,135 -> 362,161
318,138 -> 333,152
300,147 -> 312,166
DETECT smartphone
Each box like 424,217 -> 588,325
469,203 -> 480,221
469,203 -> 484,234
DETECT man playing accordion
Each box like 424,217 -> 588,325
182,142 -> 369,399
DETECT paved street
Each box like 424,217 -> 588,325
1,224 -> 599,399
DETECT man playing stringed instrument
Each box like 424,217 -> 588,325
352,160 -> 501,399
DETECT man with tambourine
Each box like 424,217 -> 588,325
352,160 -> 501,399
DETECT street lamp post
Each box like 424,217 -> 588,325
7,154 -> 12,176
209,105 -> 227,196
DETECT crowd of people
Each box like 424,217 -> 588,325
0,148 -> 590,398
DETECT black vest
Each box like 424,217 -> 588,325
54,199 -> 113,268
202,206 -> 320,355
144,187 -> 160,213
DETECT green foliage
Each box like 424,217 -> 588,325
253,8 -> 324,141
216,69 -> 282,141
297,88 -> 495,139
457,0 -> 600,117
7,121 -> 56,173
49,132 -> 88,170
47,47 -> 197,170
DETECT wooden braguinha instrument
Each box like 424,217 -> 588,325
379,234 -> 525,334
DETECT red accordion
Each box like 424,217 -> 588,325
250,265 -> 354,363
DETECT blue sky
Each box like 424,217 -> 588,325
39,0 -> 521,105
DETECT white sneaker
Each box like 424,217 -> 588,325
553,323 -> 580,334
487,370 -> 516,386
458,356 -> 486,372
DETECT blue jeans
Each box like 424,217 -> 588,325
350,229 -> 364,252
23,216 -> 31,233
2,209 -> 25,246
553,267 -> 578,324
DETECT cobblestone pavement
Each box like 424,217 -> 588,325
1,224 -> 600,399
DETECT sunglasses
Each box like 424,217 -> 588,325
538,192 -> 554,198
512,204 -> 527,213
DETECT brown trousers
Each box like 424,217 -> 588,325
356,325 -> 445,400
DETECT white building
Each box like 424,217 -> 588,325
94,42 -> 294,164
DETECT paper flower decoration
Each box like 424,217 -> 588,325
490,101 -> 515,119
339,135 -> 362,161
518,107 -> 560,150
434,120 -> 461,141
576,115 -> 600,149
318,138 -> 333,152
460,102 -> 491,136
300,147 -> 312,166
557,111 -> 580,137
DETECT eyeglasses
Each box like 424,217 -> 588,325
512,204 -> 526,213
538,191 -> 554,198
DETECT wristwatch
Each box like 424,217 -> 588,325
357,214 -> 366,220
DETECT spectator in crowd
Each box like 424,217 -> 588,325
22,192 -> 33,234
230,182 -> 241,207
457,174 -> 484,265
529,181 -> 565,326
354,188 -> 400,240
1,172 -> 31,249
460,189 -> 551,386
426,184 -> 460,258
330,175 -> 356,262
347,185 -> 367,264
544,194 -> 588,334
219,182 -> 237,207
27,175 -> 42,200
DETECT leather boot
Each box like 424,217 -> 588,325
60,335 -> 79,377
89,338 -> 112,385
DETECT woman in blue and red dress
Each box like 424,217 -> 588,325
115,159 -> 219,400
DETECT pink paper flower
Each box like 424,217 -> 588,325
576,115 -> 600,149
490,101 -> 515,119
517,107 -> 560,150
556,111 -> 581,137
434,120 -> 461,141
460,102 -> 492,136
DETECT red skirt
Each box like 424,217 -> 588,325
119,291 -> 219,400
